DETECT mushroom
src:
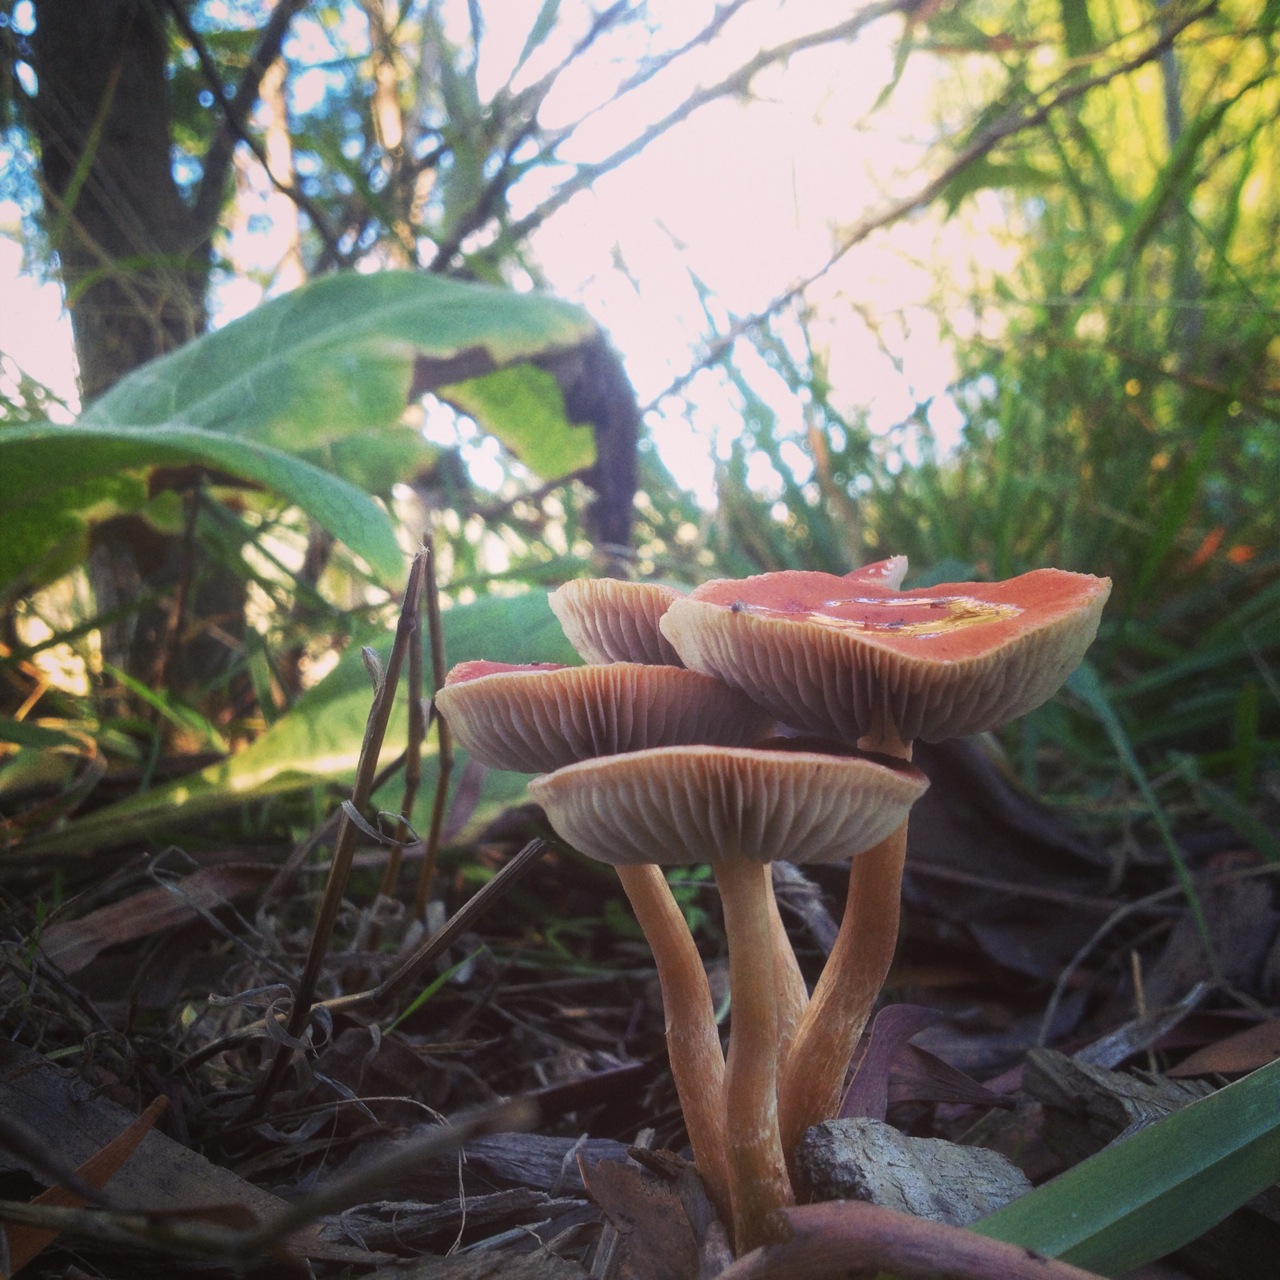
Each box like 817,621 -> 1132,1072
433,656 -> 773,1227
434,659 -> 772,773
547,578 -> 814,1078
530,742 -> 928,1254
549,578 -> 686,665
659,565 -> 1110,1159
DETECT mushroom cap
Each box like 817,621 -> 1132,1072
529,744 -> 928,867
844,556 -> 909,590
549,578 -> 686,666
659,568 -> 1111,748
434,660 -> 774,774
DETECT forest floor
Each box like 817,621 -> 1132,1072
3,727 -> 1279,1279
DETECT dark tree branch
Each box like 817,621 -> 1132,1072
507,1 -> 909,246
513,0 -> 754,142
167,0 -> 342,265
186,0 -> 308,232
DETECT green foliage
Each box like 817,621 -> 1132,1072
0,419 -> 405,594
0,271 -> 599,600
707,0 -> 1278,841
14,590 -> 579,860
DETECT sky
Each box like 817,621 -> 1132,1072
0,0 -> 1015,505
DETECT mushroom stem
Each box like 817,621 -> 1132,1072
713,854 -> 795,1254
615,862 -> 731,1227
776,818 -> 909,1168
768,871 -> 807,1072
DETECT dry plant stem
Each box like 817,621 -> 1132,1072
379,555 -> 427,900
767,874 -> 807,1072
4,1096 -> 168,1274
777,819 -> 908,1164
0,1100 -> 536,1267
179,839 -> 552,1072
413,534 -> 453,916
616,862 -> 731,1227
713,855 -> 795,1255
248,552 -> 426,1120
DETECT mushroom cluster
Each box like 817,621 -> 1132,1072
434,562 -> 1109,1254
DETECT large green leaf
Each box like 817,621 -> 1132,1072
2,273 -> 599,597
973,1055 -> 1280,1275
13,591 -> 579,860
0,422 -> 406,592
81,271 -> 598,474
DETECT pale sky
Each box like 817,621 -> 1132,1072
0,1 -> 1017,505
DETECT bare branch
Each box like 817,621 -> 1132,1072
509,2 -> 908,245
644,2 -> 1216,412
167,0 -> 341,261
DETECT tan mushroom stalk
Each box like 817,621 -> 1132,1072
660,565 -> 1111,1162
433,658 -> 773,1227
529,743 -> 928,1255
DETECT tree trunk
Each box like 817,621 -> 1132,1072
28,0 -> 240,703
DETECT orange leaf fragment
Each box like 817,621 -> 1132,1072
5,1095 -> 167,1275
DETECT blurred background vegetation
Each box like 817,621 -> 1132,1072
0,0 -> 1276,876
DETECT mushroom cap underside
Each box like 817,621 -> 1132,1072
549,578 -> 686,666
434,661 -> 774,773
529,744 -> 928,867
660,568 -> 1111,745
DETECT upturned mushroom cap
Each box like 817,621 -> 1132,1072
434,660 -> 773,774
528,744 -> 928,867
844,556 -> 909,589
549,579 -> 686,666
659,568 -> 1110,751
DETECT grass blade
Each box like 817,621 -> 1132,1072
972,1055 -> 1280,1275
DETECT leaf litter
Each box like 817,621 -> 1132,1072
3,558 -> 1279,1278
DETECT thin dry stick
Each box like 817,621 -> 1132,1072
266,749 -> 408,903
0,1098 -> 535,1268
234,1097 -> 537,1257
380,550 -> 427,899
412,535 -> 454,918
247,552 -> 426,1119
373,837 -> 549,1008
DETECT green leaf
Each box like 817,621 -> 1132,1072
0,421 -> 406,593
1059,0 -> 1095,58
444,363 -> 595,477
82,272 -> 598,460
13,590 -> 580,860
1066,662 -> 1211,956
0,275 -> 596,596
0,718 -> 87,751
513,0 -> 561,77
973,1056 -> 1280,1275
939,158 -> 1056,217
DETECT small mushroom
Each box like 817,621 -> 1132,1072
549,578 -> 686,665
530,743 -> 928,1254
434,659 -> 772,773
660,565 -> 1110,1159
433,656 -> 772,1228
